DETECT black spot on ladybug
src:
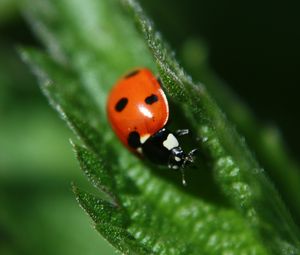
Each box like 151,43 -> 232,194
115,97 -> 128,112
125,70 -> 140,79
145,94 -> 158,105
128,131 -> 141,148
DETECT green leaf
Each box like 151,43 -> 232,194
0,0 -> 19,24
21,0 -> 300,254
180,37 -> 300,227
74,186 -> 150,254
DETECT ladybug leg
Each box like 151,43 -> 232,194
180,168 -> 187,186
178,149 -> 198,187
175,129 -> 189,137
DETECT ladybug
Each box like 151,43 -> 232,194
107,68 -> 197,185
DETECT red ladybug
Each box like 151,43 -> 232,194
107,68 -> 196,184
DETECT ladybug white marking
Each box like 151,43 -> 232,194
136,147 -> 143,154
175,156 -> 181,162
140,134 -> 150,144
163,133 -> 179,150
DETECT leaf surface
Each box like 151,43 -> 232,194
22,0 -> 300,254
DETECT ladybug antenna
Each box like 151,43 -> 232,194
187,149 -> 198,163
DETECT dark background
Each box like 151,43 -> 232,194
0,0 -> 299,254
140,0 -> 300,157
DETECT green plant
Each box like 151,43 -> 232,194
21,0 -> 300,254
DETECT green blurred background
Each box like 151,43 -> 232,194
0,0 -> 299,254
